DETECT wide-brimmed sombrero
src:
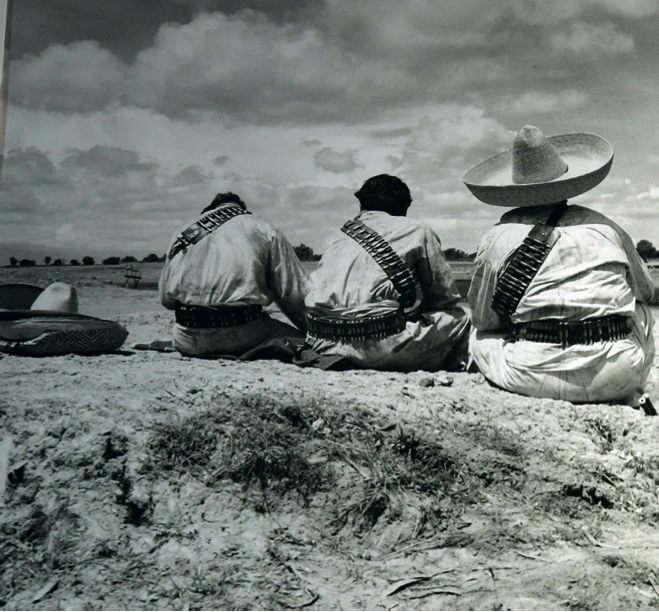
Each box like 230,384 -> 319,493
463,125 -> 614,207
0,282 -> 128,356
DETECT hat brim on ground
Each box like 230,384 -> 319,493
0,310 -> 129,356
463,132 -> 614,207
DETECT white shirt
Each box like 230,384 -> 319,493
306,210 -> 461,315
159,205 -> 309,331
468,204 -> 654,330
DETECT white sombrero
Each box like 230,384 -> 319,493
463,125 -> 614,207
0,282 -> 128,356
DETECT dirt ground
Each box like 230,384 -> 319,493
3,265 -> 659,611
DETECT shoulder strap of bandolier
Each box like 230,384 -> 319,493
341,218 -> 417,308
168,204 -> 251,260
491,201 -> 568,316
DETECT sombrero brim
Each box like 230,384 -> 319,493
0,284 -> 44,310
0,310 -> 129,355
463,133 -> 614,207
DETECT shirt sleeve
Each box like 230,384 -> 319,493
267,228 -> 311,332
467,231 -> 507,331
614,226 -> 655,304
158,229 -> 181,310
415,226 -> 462,311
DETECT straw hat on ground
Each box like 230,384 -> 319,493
463,125 -> 614,207
0,282 -> 128,356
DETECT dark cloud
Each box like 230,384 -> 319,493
0,145 -> 210,253
212,154 -> 230,166
9,0 -> 322,61
9,2 -> 653,123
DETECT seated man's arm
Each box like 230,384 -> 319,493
620,229 -> 655,304
467,229 -> 507,332
158,261 -> 177,310
415,226 -> 462,311
268,229 -> 310,332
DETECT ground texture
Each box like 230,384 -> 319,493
2,265 -> 659,611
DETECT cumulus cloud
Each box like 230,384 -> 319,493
313,147 -> 361,174
0,145 -> 211,253
396,106 -> 512,188
637,185 -> 659,200
9,3 -> 648,123
495,89 -> 588,115
10,41 -> 126,112
550,21 -> 635,59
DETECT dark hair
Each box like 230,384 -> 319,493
354,174 -> 412,216
201,192 -> 246,214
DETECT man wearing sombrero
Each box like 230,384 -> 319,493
463,125 -> 655,406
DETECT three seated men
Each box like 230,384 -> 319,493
159,129 -> 655,407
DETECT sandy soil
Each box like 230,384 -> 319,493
2,265 -> 659,611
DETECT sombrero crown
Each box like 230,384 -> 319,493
463,125 -> 613,207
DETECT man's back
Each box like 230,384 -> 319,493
303,174 -> 470,373
160,212 -> 305,311
159,194 -> 309,356
307,210 -> 461,314
469,204 -> 654,330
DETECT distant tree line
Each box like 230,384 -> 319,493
637,240 -> 659,261
293,244 -> 322,262
8,253 -> 167,267
443,248 -> 476,261
7,239 -> 657,269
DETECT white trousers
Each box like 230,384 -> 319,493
306,307 -> 470,373
172,314 -> 304,357
470,303 -> 655,406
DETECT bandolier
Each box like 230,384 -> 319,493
491,201 -> 567,317
492,201 -> 631,348
306,218 -> 417,342
168,204 -> 250,260
168,203 -> 261,329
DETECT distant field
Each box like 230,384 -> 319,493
3,260 -> 657,302
301,260 -> 474,276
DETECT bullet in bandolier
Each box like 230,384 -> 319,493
501,274 -> 530,290
505,266 -> 533,282
498,278 -> 527,295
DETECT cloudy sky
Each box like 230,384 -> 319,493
2,0 -> 658,263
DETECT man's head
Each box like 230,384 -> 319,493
202,192 -> 247,214
354,174 -> 412,217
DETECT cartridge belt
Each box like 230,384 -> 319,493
341,219 -> 417,308
513,314 -> 631,349
174,303 -> 263,328
492,202 -> 567,317
168,204 -> 250,260
307,308 -> 406,342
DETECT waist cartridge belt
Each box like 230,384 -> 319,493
513,314 -> 631,349
307,308 -> 406,342
175,303 -> 263,328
